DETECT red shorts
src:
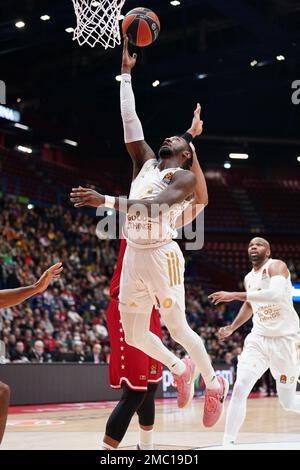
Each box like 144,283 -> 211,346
107,299 -> 163,391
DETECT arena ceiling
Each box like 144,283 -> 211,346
0,0 -> 300,166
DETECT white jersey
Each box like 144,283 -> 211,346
245,258 -> 300,337
124,159 -> 191,248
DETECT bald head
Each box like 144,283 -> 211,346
248,237 -> 271,265
249,237 -> 270,250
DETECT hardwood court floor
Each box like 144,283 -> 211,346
2,397 -> 300,450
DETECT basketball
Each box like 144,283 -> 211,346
122,7 -> 161,47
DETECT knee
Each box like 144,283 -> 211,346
123,329 -> 144,349
0,382 -> 10,400
164,305 -> 197,345
121,388 -> 146,409
167,318 -> 194,344
168,325 -> 183,344
231,381 -> 249,402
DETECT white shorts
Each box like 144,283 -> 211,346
238,332 -> 300,388
119,240 -> 185,315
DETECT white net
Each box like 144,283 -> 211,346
71,0 -> 126,49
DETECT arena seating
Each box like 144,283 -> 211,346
1,148 -> 299,367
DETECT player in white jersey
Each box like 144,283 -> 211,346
70,36 -> 228,428
209,237 -> 300,445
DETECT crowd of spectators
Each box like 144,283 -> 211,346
0,194 -> 296,374
0,196 -> 116,364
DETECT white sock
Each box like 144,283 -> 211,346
203,374 -> 220,391
139,428 -> 154,450
223,369 -> 258,444
101,442 -> 115,450
170,360 -> 186,376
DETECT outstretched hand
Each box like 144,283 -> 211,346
122,35 -> 138,74
189,103 -> 203,138
35,263 -> 63,294
70,187 -> 105,208
208,291 -> 237,305
218,325 -> 234,342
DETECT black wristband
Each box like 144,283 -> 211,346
181,132 -> 193,144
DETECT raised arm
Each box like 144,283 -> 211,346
189,145 -> 208,207
120,35 -> 156,178
175,144 -> 207,227
176,104 -> 208,228
0,263 -> 63,308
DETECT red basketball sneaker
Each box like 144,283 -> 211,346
203,376 -> 229,427
173,357 -> 197,409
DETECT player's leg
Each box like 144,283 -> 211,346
136,383 -> 158,450
159,299 -> 230,425
101,385 -> 146,450
223,368 -> 261,445
0,381 -> 10,445
120,305 -> 214,415
223,335 -> 268,445
119,247 -> 190,375
120,309 -> 183,372
277,378 -> 300,413
150,243 -> 228,405
271,336 -> 300,414
120,245 -> 224,416
147,243 -> 219,389
159,299 -> 220,390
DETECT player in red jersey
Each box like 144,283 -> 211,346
0,262 -> 63,445
101,239 -> 162,450
107,239 -> 163,393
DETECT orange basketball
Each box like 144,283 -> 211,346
122,7 -> 160,47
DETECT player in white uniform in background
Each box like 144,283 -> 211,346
71,36 -> 228,428
209,237 -> 300,445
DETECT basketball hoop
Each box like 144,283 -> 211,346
71,0 -> 126,49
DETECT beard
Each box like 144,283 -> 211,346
158,146 -> 174,159
248,253 -> 266,264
